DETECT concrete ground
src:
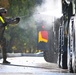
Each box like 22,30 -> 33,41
0,56 -> 75,75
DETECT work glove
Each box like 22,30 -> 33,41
16,17 -> 20,23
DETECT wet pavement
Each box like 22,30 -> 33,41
0,56 -> 75,75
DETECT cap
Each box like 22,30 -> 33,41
0,7 -> 7,13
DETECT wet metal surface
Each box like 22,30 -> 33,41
0,56 -> 75,75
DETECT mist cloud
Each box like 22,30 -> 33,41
19,0 -> 62,29
33,0 -> 62,26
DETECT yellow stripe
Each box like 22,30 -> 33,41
38,31 -> 48,43
0,16 -> 8,30
0,16 -> 5,23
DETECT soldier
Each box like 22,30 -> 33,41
0,7 -> 20,64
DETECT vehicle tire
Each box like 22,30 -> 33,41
43,50 -> 51,62
72,52 -> 76,73
43,26 -> 58,63
71,20 -> 76,73
43,50 -> 57,63
67,19 -> 74,72
58,26 -> 67,69
57,53 -> 61,68
57,26 -> 62,68
61,50 -> 67,69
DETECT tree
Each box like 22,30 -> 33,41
0,0 -> 9,8
1,0 -> 43,53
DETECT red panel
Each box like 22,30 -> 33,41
41,30 -> 48,40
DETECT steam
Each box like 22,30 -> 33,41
33,0 -> 62,25
19,0 -> 62,29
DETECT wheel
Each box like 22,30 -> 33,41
67,17 -> 76,72
61,50 -> 67,69
58,26 -> 63,68
58,26 -> 67,69
71,19 -> 76,73
72,52 -> 76,73
67,34 -> 73,72
60,45 -> 67,69
43,26 -> 58,63
57,52 -> 61,68
43,50 -> 57,63
43,50 -> 51,62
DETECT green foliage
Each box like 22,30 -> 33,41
4,0 -> 40,53
8,0 -> 35,17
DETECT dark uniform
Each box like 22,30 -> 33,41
0,8 -> 20,64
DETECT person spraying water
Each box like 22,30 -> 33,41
0,7 -> 20,64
